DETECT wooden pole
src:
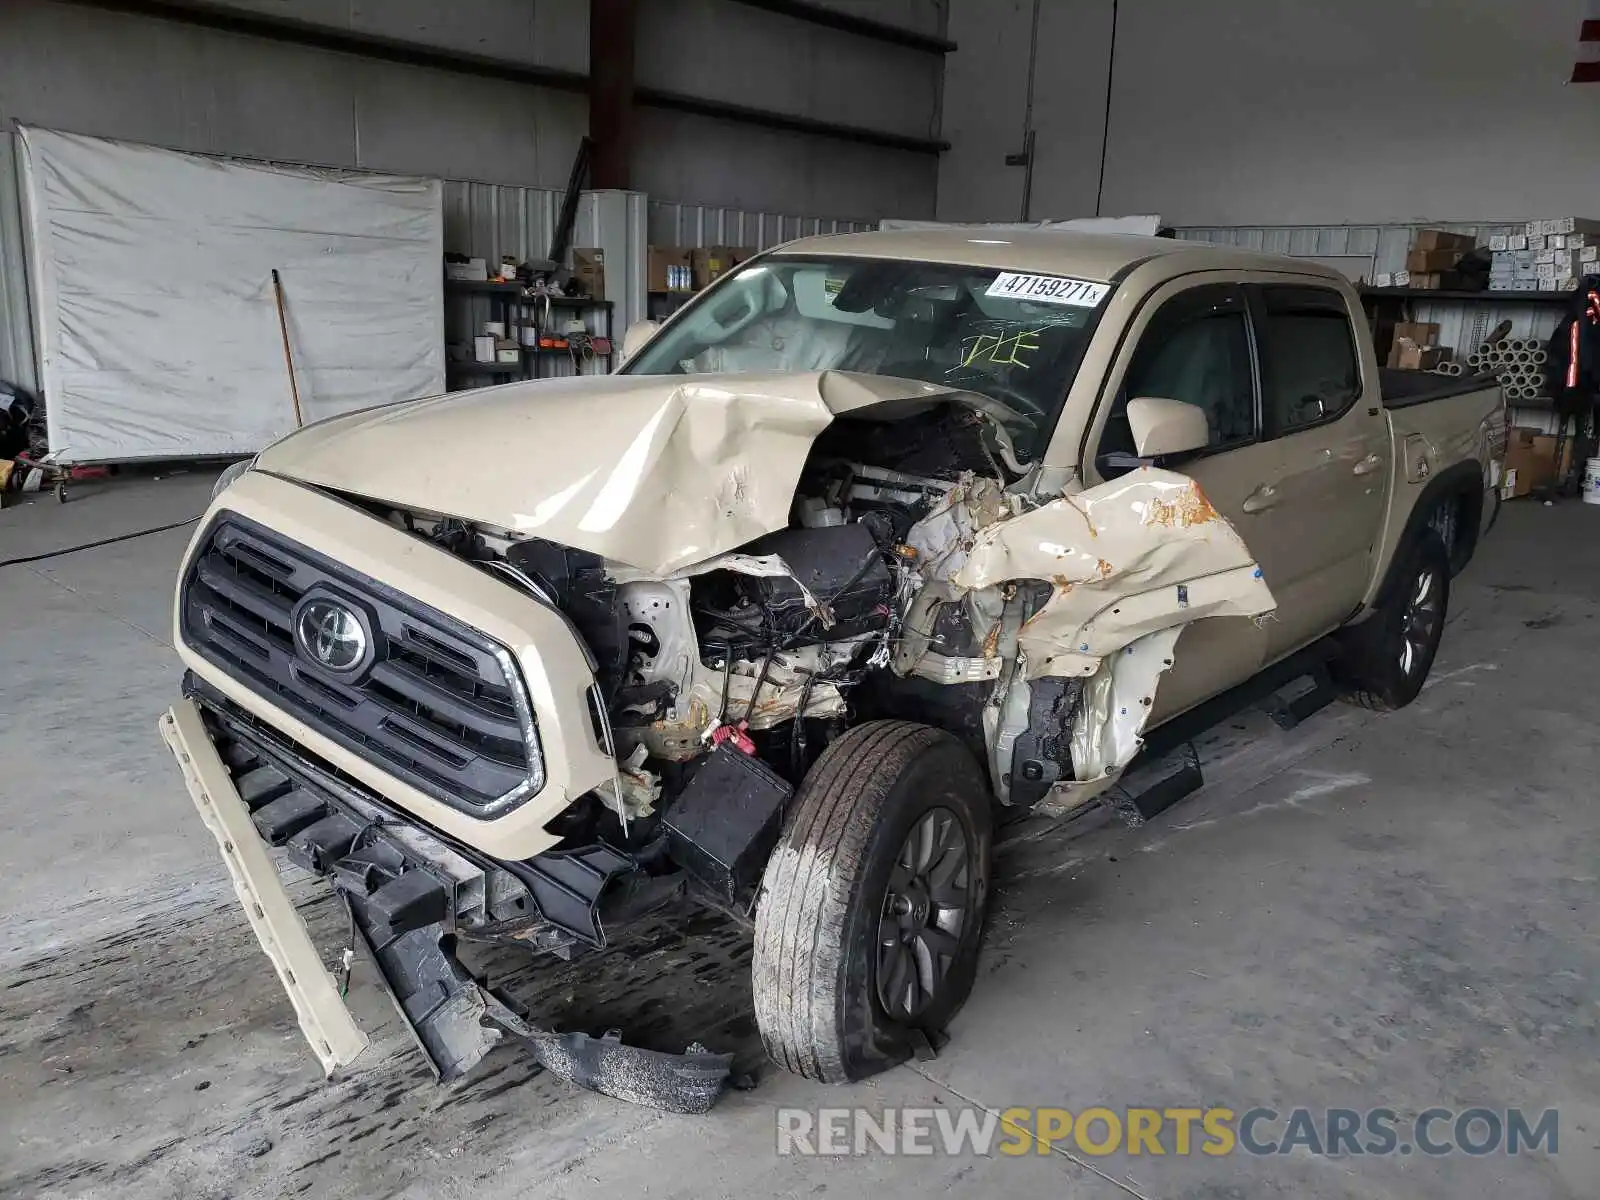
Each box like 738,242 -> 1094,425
271,269 -> 305,428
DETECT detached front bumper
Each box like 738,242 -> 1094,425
158,695 -> 735,1112
159,700 -> 368,1075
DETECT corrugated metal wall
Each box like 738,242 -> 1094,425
0,131 -> 37,395
438,181 -> 648,376
647,200 -> 873,250
441,179 -> 567,268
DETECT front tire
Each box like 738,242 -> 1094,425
752,721 -> 991,1083
1334,531 -> 1450,711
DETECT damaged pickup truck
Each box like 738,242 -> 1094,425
160,229 -> 1505,1108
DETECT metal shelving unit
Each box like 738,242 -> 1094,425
1359,287 -> 1575,305
444,278 -> 614,389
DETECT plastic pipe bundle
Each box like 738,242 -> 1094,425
1475,337 -> 1550,403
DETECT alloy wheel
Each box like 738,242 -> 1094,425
1399,566 -> 1442,677
876,807 -> 973,1021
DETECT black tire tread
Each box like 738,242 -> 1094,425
753,720 -> 948,1083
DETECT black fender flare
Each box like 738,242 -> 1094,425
1371,460 -> 1485,610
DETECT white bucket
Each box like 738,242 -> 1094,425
1585,457 -> 1600,505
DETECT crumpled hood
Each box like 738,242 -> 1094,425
253,370 -> 961,575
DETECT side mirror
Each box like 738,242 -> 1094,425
1127,396 -> 1209,458
619,320 -> 661,365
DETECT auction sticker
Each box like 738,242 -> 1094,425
986,273 -> 1110,307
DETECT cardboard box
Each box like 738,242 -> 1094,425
1406,248 -> 1466,272
690,245 -> 758,290
1509,234 -> 1529,251
1501,427 -> 1573,498
1395,321 -> 1440,346
690,246 -> 729,290
648,245 -> 694,292
1388,337 -> 1451,370
1396,344 -> 1449,370
1393,270 -> 1412,287
570,247 -> 606,301
1413,229 -> 1475,252
1550,217 -> 1600,237
1373,273 -> 1395,288
1409,272 -> 1442,289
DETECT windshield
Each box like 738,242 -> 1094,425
622,255 -> 1115,460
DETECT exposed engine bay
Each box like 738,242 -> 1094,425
343,390 -> 1275,882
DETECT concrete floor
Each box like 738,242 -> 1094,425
3,474 -> 1598,1199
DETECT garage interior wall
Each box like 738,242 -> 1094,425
939,0 -> 1600,229
0,0 -> 946,400
0,0 -> 941,218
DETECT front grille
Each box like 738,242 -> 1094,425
180,513 -> 542,814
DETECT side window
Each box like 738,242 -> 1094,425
1096,284 -> 1256,478
1257,286 -> 1361,437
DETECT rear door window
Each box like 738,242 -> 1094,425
1255,286 -> 1362,437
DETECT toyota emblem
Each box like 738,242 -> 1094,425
295,597 -> 368,672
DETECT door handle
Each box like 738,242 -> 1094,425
1353,454 -> 1384,476
1241,484 -> 1279,513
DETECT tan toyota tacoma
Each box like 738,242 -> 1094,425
160,229 -> 1505,1110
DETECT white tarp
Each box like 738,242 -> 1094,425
20,128 -> 444,462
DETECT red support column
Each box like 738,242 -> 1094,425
589,0 -> 638,189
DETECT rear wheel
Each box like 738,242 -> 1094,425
1334,531 -> 1449,711
752,721 -> 991,1083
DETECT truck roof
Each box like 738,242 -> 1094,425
777,227 -> 1347,285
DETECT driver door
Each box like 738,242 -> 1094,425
1087,279 -> 1285,722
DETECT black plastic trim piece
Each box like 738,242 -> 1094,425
188,679 -> 636,950
1379,369 -> 1503,409
1137,640 -> 1338,767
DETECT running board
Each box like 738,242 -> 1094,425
1110,639 -> 1342,824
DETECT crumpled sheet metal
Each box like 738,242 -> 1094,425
1068,626 -> 1183,784
949,467 -> 1276,680
258,369 -> 981,578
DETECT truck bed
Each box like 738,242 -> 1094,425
1379,367 -> 1504,409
